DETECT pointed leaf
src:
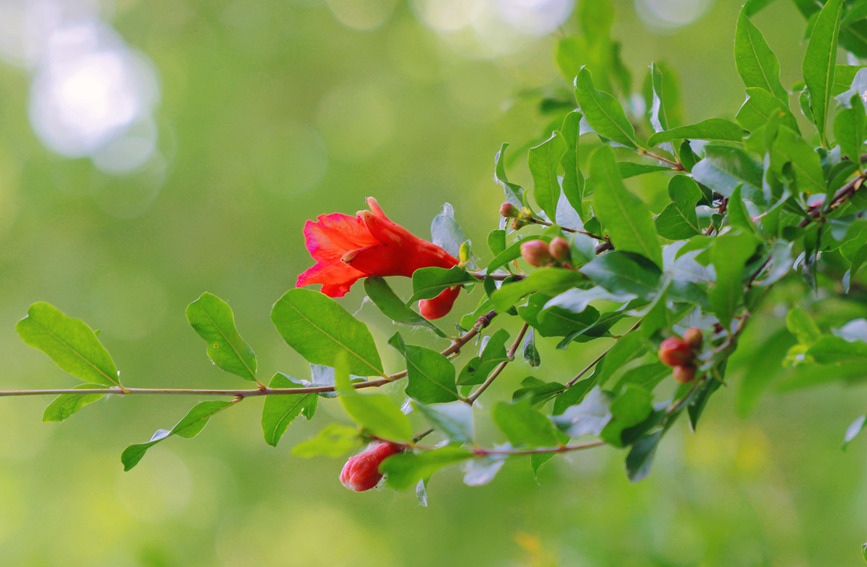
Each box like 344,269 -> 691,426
590,145 -> 662,266
529,131 -> 567,221
734,9 -> 788,101
803,0 -> 844,144
575,67 -> 639,149
186,293 -> 257,382
121,400 -> 234,471
261,373 -> 318,447
389,334 -> 459,403
271,288 -> 383,377
17,302 -> 120,387
42,384 -> 105,423
647,119 -> 745,147
364,277 -> 445,337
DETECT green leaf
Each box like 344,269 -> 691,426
786,308 -> 822,345
618,162 -> 671,178
807,335 -> 867,363
457,329 -> 509,385
529,131 -> 568,222
380,446 -> 473,490
834,94 -> 866,166
736,87 -> 800,133
771,126 -> 826,194
625,430 -> 663,482
734,9 -> 788,101
647,119 -> 745,147
490,268 -> 586,312
271,288 -> 383,377
121,400 -> 235,471
590,145 -> 662,266
186,292 -> 257,382
410,266 -> 475,301
261,373 -> 318,447
493,399 -> 565,447
579,251 -> 662,299
364,277 -> 444,337
42,384 -> 105,423
691,144 -> 763,197
537,302 -> 601,339
601,384 -> 654,447
291,424 -> 361,458
412,401 -> 474,444
334,353 -> 413,443
709,231 -> 759,329
591,331 -> 647,389
560,111 -> 586,219
430,202 -> 466,259
649,62 -> 670,135
802,0 -> 844,145
575,67 -> 639,149
654,175 -> 702,239
389,334 -> 459,403
523,327 -> 541,367
494,143 -> 524,207
727,185 -> 760,235
17,302 -> 120,387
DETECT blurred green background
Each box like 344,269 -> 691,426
0,0 -> 864,565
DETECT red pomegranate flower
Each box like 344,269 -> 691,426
296,197 -> 462,319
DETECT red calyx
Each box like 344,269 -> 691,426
340,443 -> 401,492
658,337 -> 694,367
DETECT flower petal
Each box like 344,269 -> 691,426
296,261 -> 366,298
304,213 -> 379,263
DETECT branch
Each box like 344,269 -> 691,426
564,319 -> 642,388
0,309 -> 499,399
466,323 -> 530,405
798,173 -> 867,228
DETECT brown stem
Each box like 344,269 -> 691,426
798,174 -> 867,228
0,310 -> 499,399
466,323 -> 530,404
638,149 -> 685,171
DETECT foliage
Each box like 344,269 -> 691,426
6,0 -> 867,515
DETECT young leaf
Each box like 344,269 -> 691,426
380,446 -> 473,490
186,292 -> 258,382
42,384 -> 105,423
494,143 -> 524,207
734,9 -> 788,101
493,399 -> 565,448
590,145 -> 662,266
457,329 -> 509,385
291,424 -> 361,458
412,401 -> 474,444
649,62 -> 670,135
727,185 -> 760,236
579,251 -> 662,299
771,126 -> 826,194
430,202 -> 466,259
654,175 -> 702,240
529,131 -> 568,222
271,288 -> 383,377
121,400 -> 235,471
334,353 -> 413,443
261,373 -> 318,447
364,277 -> 445,337
802,0 -> 844,145
575,67 -> 640,149
647,119 -> 745,147
17,302 -> 120,387
389,334 -> 459,404
523,327 -> 541,367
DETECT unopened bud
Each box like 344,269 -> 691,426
340,443 -> 401,492
500,203 -> 519,218
658,337 -> 694,367
520,240 -> 551,267
673,364 -> 696,384
548,237 -> 571,263
683,328 -> 703,349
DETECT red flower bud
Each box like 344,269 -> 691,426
673,364 -> 696,384
499,203 -> 519,218
419,285 -> 461,320
658,337 -> 694,367
520,240 -> 551,267
340,443 -> 401,492
548,237 -> 571,263
683,328 -> 703,349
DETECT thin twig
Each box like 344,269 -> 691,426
466,323 -> 530,404
638,149 -> 685,171
0,310 -> 500,399
798,174 -> 867,228
564,319 -> 642,388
